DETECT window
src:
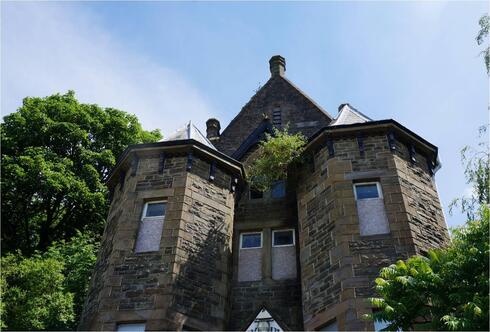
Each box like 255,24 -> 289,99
238,232 -> 263,282
272,229 -> 297,280
353,182 -> 390,236
143,201 -> 166,217
272,107 -> 282,127
250,189 -> 263,200
354,183 -> 381,200
272,229 -> 295,247
240,232 -> 262,249
135,201 -> 166,253
271,180 -> 286,198
117,323 -> 146,332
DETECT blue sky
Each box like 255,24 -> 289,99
2,1 -> 488,228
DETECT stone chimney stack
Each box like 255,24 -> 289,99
206,118 -> 221,141
269,55 -> 286,77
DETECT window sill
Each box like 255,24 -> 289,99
359,232 -> 392,240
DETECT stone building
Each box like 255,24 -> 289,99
79,56 -> 449,331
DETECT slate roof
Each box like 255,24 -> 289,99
330,103 -> 372,126
160,121 -> 216,150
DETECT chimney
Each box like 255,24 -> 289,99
269,55 -> 286,77
206,118 -> 221,141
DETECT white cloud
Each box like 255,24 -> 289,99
1,3 -> 213,136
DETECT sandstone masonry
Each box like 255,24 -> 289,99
80,56 -> 449,331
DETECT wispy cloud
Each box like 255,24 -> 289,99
1,2 -> 213,135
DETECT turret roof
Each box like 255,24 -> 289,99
330,103 -> 372,126
160,121 -> 216,150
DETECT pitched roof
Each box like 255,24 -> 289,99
330,103 -> 372,126
160,121 -> 216,150
231,119 -> 273,160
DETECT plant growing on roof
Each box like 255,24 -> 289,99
247,126 -> 306,192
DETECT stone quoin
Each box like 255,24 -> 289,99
79,56 -> 449,331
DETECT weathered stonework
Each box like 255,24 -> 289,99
296,129 -> 449,330
215,75 -> 332,157
79,148 -> 241,331
81,56 -> 449,331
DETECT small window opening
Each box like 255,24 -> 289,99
271,180 -> 286,198
354,183 -> 381,200
144,201 -> 166,218
272,107 -> 282,127
240,232 -> 262,249
272,229 -> 295,247
353,182 -> 390,236
135,201 -> 166,253
250,189 -> 264,200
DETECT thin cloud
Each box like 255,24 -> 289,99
1,2 -> 213,135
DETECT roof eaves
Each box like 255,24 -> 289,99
306,119 -> 439,156
106,139 -> 244,186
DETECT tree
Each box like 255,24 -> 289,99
1,91 -> 161,254
0,232 -> 99,330
365,126 -> 490,331
477,14 -> 489,75
43,231 -> 99,328
1,253 -> 75,330
366,207 -> 489,331
247,127 -> 306,191
450,125 -> 489,220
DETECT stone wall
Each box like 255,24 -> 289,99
228,145 -> 304,330
296,132 -> 448,330
215,76 -> 332,157
79,150 -> 237,331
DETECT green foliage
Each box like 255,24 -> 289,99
43,231 -> 99,327
365,125 -> 490,331
1,91 -> 161,254
477,14 -> 490,74
450,125 -> 489,220
0,232 -> 99,330
247,127 -> 306,191
366,206 -> 489,331
1,253 -> 75,330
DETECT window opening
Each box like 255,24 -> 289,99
135,201 -> 166,253
354,183 -> 381,200
272,229 -> 295,247
271,180 -> 286,198
240,232 -> 262,249
250,189 -> 264,200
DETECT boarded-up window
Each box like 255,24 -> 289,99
117,323 -> 146,332
272,229 -> 297,280
238,232 -> 262,281
354,183 -> 390,236
135,201 -> 166,253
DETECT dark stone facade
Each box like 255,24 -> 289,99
80,56 -> 449,331
215,75 -> 333,157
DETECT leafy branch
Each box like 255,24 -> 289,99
247,127 -> 306,192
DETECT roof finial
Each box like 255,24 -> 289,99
269,55 -> 286,77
